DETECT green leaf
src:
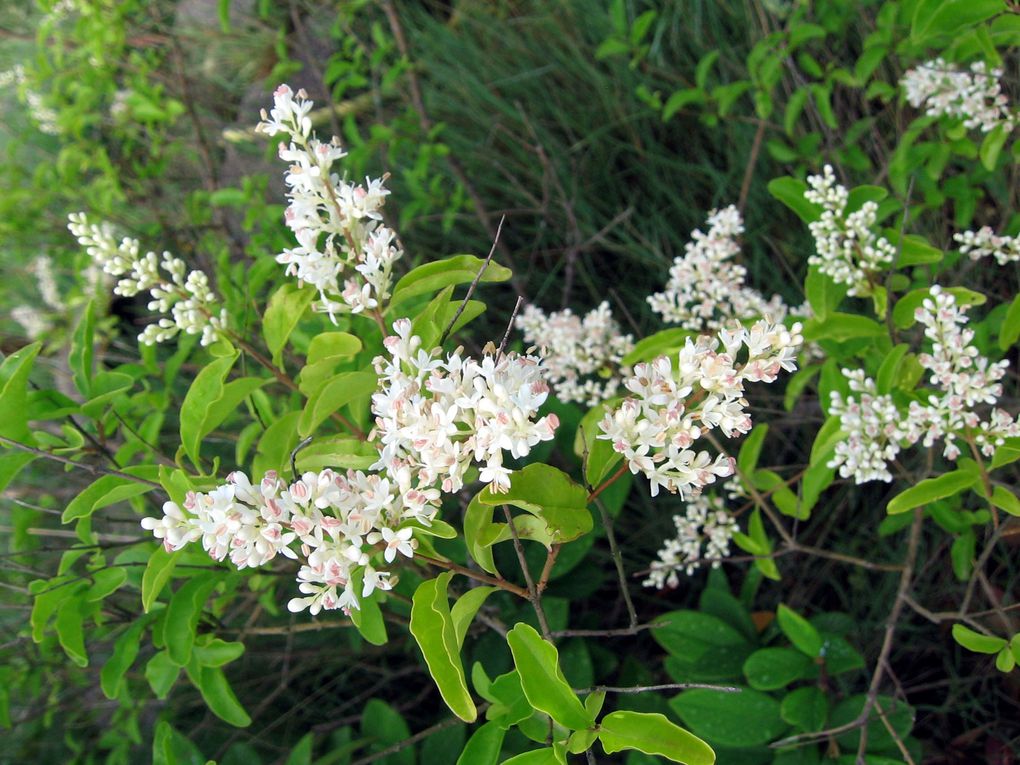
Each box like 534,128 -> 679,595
486,670 -> 533,729
951,624 -> 1006,654
56,597 -> 88,667
804,268 -> 847,323
307,331 -> 362,364
263,284 -> 315,366
187,663 -> 252,727
653,611 -> 754,681
780,686 -> 827,732
876,344 -> 910,394
101,617 -> 151,698
61,466 -> 161,522
802,313 -> 886,343
662,89 -> 705,121
846,185 -> 888,213
887,470 -> 977,514
980,123 -> 1009,170
390,254 -> 512,307
410,574 -> 477,722
777,604 -> 823,658
912,0 -> 1006,42
621,329 -> 693,366
457,720 -> 505,765
361,699 -> 413,765
991,485 -> 1020,516
885,231 -> 945,267
286,734 -> 313,765
478,464 -> 593,544
669,688 -> 785,747
145,650 -> 180,699
193,637 -> 245,667
742,648 -> 812,690
506,623 -> 592,731
349,570 -> 388,646
141,546 -> 181,613
464,493 -> 499,575
69,300 -> 96,396
998,294 -> 1020,350
996,646 -> 1016,672
767,177 -> 821,224
299,371 -> 378,438
784,366 -> 820,412
738,425 -> 768,475
695,50 -> 720,89
598,711 -> 714,764
87,567 -> 128,601
830,694 -> 913,752
893,287 -> 985,329
166,574 -> 219,666
0,342 -> 41,440
451,586 -> 496,649
574,397 -> 623,488
180,352 -> 237,468
294,436 -> 378,472
499,749 -> 561,765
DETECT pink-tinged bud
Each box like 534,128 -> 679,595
274,84 -> 292,97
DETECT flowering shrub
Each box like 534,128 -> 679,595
4,1 -> 1020,763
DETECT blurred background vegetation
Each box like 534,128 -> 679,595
1,0 -> 1017,763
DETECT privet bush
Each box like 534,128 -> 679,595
3,0 -> 1020,763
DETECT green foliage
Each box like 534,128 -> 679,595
4,0 -> 1020,761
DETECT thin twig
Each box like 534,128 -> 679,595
579,683 -> 742,695
440,215 -> 505,345
350,714 -> 477,765
595,499 -> 638,631
536,544 -> 560,594
0,435 -> 162,488
502,506 -> 551,640
551,622 -> 664,639
495,296 -> 525,361
415,553 -> 529,599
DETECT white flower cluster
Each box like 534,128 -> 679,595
828,371 -> 906,483
647,205 -> 788,331
954,227 -> 1020,265
68,213 -> 227,346
0,64 -> 59,135
598,320 -> 802,498
901,59 -> 1015,134
256,85 -> 402,320
832,287 -> 1020,483
10,257 -> 64,339
805,166 -> 896,297
141,469 -> 425,616
372,318 -> 559,494
515,301 -> 634,406
906,286 -> 1019,461
644,494 -> 738,588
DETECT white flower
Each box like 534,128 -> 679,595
828,372 -> 906,483
648,205 -> 789,331
902,59 -> 1016,134
141,468 -> 438,618
805,166 -> 895,297
371,320 -> 559,495
598,320 -> 801,498
643,494 -> 739,587
68,213 -> 227,346
833,287 -> 1020,483
256,85 -> 402,320
515,301 -> 634,406
954,227 -> 1020,265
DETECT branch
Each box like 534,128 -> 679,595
0,435 -> 161,488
